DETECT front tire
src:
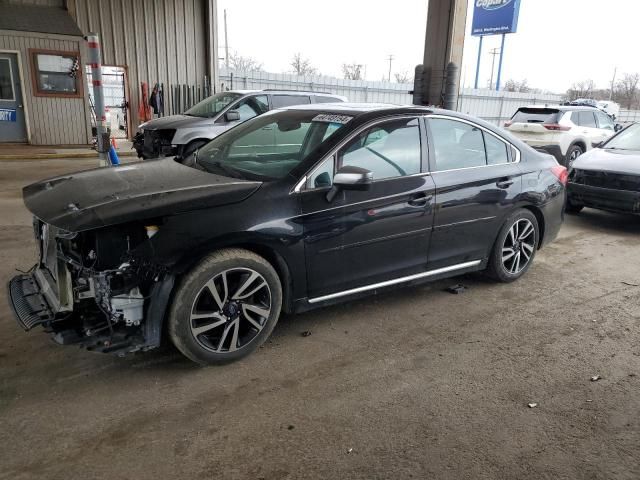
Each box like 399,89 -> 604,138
565,144 -> 584,168
486,209 -> 539,283
168,249 -> 282,365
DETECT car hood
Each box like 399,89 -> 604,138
573,148 -> 640,175
23,159 -> 262,232
141,114 -> 210,130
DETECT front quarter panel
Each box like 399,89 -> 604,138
171,124 -> 231,146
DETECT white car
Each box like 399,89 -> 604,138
504,106 -> 617,167
596,100 -> 620,120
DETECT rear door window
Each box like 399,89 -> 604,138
511,108 -> 560,124
272,95 -> 311,109
572,111 -> 597,128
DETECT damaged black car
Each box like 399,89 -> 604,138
8,104 -> 566,365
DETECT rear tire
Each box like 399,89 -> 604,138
168,248 -> 282,365
486,209 -> 539,283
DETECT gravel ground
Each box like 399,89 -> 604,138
0,159 -> 639,480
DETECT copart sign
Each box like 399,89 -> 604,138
472,0 -> 521,36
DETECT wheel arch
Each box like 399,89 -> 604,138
171,238 -> 296,314
521,204 -> 546,249
570,139 -> 587,153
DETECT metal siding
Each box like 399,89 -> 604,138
5,0 -> 64,6
0,30 -> 89,144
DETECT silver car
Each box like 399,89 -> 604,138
133,89 -> 347,159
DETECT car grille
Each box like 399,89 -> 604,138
570,169 -> 640,192
144,129 -> 176,153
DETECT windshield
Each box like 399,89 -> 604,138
185,92 -> 242,118
604,123 -> 640,151
194,110 -> 351,180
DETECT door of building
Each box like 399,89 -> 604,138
0,53 -> 27,142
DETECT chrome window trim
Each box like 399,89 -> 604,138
308,260 -> 482,304
292,114 -> 424,194
425,114 -> 522,172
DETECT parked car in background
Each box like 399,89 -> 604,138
133,89 -> 347,159
505,105 -> 617,167
567,122 -> 640,215
596,100 -> 620,120
569,98 -> 598,108
9,104 -> 566,365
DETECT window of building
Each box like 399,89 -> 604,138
0,59 -> 14,100
30,49 -> 81,97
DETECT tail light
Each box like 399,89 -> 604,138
543,123 -> 571,131
504,121 -> 513,127
551,165 -> 568,185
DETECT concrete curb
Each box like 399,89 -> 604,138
0,151 -> 138,161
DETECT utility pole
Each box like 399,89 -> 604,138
488,47 -> 500,90
609,67 -> 617,100
387,54 -> 394,82
224,9 -> 229,69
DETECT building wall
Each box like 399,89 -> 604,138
68,0 -> 214,130
0,29 -> 91,144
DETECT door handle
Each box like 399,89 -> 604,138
496,178 -> 514,189
261,126 -> 274,131
408,193 -> 433,207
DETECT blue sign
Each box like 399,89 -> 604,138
0,108 -> 16,122
472,0 -> 521,36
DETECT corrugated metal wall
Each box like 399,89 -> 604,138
4,0 -> 63,6
70,0 -> 210,130
0,29 -> 91,144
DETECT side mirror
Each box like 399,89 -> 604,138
326,166 -> 373,202
614,123 -> 623,132
225,110 -> 241,122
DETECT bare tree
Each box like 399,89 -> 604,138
342,63 -> 363,80
394,72 -> 412,84
228,52 -> 263,72
290,53 -> 317,76
567,79 -> 596,100
503,79 -> 530,93
615,73 -> 640,109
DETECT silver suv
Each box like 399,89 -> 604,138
133,89 -> 347,159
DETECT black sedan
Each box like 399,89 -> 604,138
8,104 -> 566,365
567,123 -> 640,215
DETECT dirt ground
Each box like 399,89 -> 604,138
0,159 -> 639,480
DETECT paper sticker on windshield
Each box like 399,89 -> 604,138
313,114 -> 353,124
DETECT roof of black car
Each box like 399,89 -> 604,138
283,102 -> 433,116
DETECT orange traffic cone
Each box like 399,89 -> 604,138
111,137 -> 117,149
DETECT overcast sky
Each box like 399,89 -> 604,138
217,0 -> 638,93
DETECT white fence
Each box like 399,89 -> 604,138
617,110 -> 640,124
220,68 -> 414,105
220,69 -> 640,127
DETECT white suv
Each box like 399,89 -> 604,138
504,106 -> 616,167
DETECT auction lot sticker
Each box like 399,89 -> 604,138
313,114 -> 353,124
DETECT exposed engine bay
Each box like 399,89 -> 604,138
9,218 -> 174,355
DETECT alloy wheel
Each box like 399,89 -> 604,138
501,219 -> 536,275
568,148 -> 582,167
189,268 -> 272,353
